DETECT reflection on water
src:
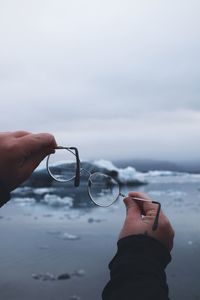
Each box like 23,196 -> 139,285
13,185 -> 93,209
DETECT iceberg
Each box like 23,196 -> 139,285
20,159 -> 147,188
93,159 -> 147,185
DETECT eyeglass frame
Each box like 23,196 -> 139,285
47,146 -> 81,187
46,146 -> 161,231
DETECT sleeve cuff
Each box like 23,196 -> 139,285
113,235 -> 171,269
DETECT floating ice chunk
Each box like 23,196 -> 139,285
64,210 -> 84,220
173,197 -> 182,203
72,269 -> 85,277
32,272 -> 56,281
88,217 -> 105,223
13,197 -> 35,206
146,170 -> 200,179
60,232 -> 80,241
41,194 -> 73,208
149,190 -> 186,198
57,273 -> 71,280
12,186 -> 33,195
32,269 -> 84,283
168,191 -> 187,197
146,170 -> 179,177
43,214 -> 53,218
70,295 -> 81,300
34,188 -> 56,195
148,191 -> 166,196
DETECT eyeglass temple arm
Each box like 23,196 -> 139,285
68,147 -> 80,187
151,201 -> 161,231
120,193 -> 161,231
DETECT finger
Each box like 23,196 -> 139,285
142,215 -> 155,225
22,148 -> 55,174
19,133 -> 57,156
143,200 -> 162,217
128,191 -> 151,200
123,196 -> 141,219
128,191 -> 160,216
0,131 -> 12,136
12,131 -> 31,138
0,131 -> 29,139
128,191 -> 149,211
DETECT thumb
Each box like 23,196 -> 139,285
123,197 -> 141,218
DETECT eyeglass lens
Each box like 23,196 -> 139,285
88,172 -> 120,207
47,148 -> 77,182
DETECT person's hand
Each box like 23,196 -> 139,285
0,131 -> 57,191
119,191 -> 174,251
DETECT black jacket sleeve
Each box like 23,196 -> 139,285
102,235 -> 171,300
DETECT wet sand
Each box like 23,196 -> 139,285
1,179 -> 200,299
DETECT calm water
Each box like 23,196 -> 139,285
0,173 -> 200,299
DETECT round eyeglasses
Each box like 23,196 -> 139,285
46,146 -> 161,230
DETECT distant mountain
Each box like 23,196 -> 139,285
113,159 -> 200,173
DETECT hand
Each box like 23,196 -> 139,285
119,191 -> 174,251
0,131 -> 57,191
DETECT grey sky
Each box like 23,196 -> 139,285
0,0 -> 200,161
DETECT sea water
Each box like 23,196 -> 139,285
1,161 -> 200,299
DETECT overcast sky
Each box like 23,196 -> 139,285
0,0 -> 200,161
